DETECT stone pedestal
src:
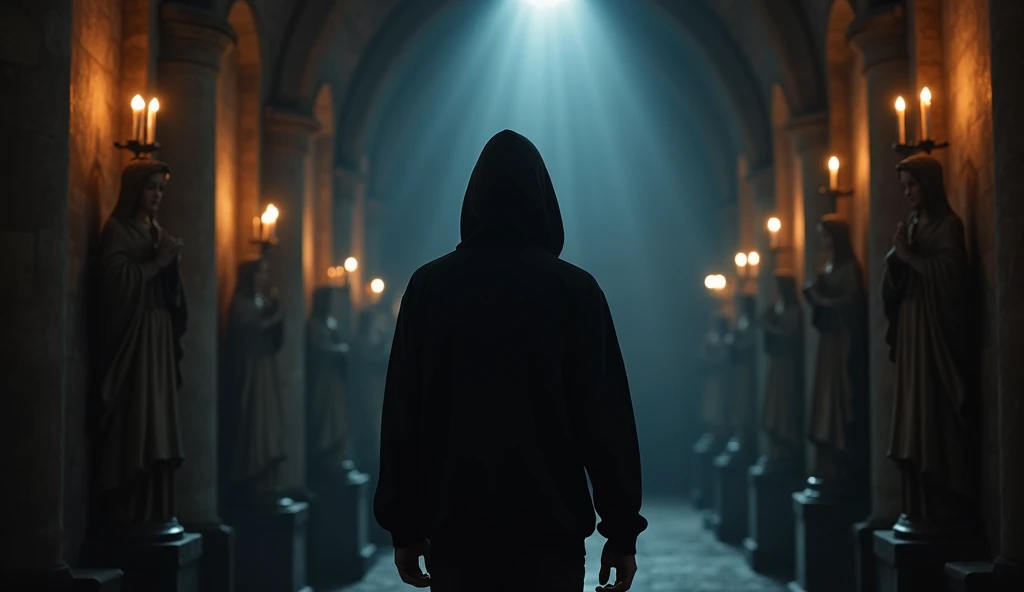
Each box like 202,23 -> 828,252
309,463 -> 378,587
744,460 -> 800,576
872,531 -> 986,592
691,433 -> 719,510
182,522 -> 234,592
945,562 -> 996,592
72,569 -> 124,592
853,519 -> 887,592
80,534 -> 203,592
789,491 -> 863,592
230,499 -> 312,592
712,440 -> 753,544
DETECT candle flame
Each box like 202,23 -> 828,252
748,251 -> 761,267
131,95 -> 145,111
920,87 -> 932,105
370,278 -> 386,294
895,96 -> 906,112
715,275 -> 727,290
328,267 -> 338,278
767,217 -> 782,233
735,252 -> 748,267
705,275 -> 715,290
148,98 -> 160,113
828,156 -> 840,172
261,204 -> 279,224
344,257 -> 359,272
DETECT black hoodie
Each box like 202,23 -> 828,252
373,130 -> 647,556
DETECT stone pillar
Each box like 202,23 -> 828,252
988,0 -> 1024,586
313,134 -> 335,280
365,197 -> 385,287
337,161 -> 369,314
0,0 -> 74,588
262,107 -> 320,492
156,4 -> 236,591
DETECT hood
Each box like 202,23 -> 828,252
459,130 -> 565,256
111,159 -> 171,222
896,153 -> 952,216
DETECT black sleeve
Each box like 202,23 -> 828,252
571,282 -> 648,555
372,274 -> 424,549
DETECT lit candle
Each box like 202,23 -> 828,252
131,95 -> 146,143
828,156 -> 840,192
767,217 -> 781,250
344,257 -> 358,273
734,252 -> 748,279
895,96 -> 907,144
252,216 -> 261,241
748,251 -> 761,278
261,204 -> 279,242
919,87 -> 932,141
705,275 -> 715,290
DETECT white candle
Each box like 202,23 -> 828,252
145,98 -> 160,145
828,156 -> 840,192
131,95 -> 145,143
895,96 -> 907,144
919,87 -> 932,141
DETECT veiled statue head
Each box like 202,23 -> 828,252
235,257 -> 269,298
111,159 -> 171,223
896,154 -> 951,217
775,274 -> 799,303
817,214 -> 853,263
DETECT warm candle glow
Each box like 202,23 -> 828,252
705,275 -> 715,290
919,87 -> 932,141
328,267 -> 338,279
344,257 -> 359,272
895,96 -> 907,144
145,98 -> 159,145
748,251 -> 761,267
715,275 -> 727,290
260,204 -> 279,241
131,95 -> 145,143
767,217 -> 781,233
828,156 -> 840,191
735,253 -> 747,267
370,278 -> 386,294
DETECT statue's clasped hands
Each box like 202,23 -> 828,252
156,234 -> 184,268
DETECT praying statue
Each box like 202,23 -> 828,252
95,160 -> 187,531
307,286 -> 352,479
698,315 -> 731,443
221,258 -> 287,503
883,154 -> 974,536
759,274 -> 804,468
803,214 -> 869,498
727,295 -> 758,451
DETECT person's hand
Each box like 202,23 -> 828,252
155,236 -> 183,268
597,541 -> 637,591
394,539 -> 431,588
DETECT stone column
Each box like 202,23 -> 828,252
989,0 -> 1024,584
337,162 -> 369,314
157,4 -> 236,590
313,134 -> 335,279
848,1 -> 909,527
365,197 -> 385,286
787,111 -> 833,434
262,107 -> 320,491
0,0 -> 74,587
747,165 -> 777,435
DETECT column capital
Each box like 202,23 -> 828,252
263,106 -> 320,155
786,111 -> 830,155
847,4 -> 907,72
159,3 -> 236,70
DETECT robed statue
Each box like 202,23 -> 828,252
307,286 -> 352,480
759,274 -> 804,468
726,295 -> 758,452
699,315 -> 732,442
221,258 -> 287,503
95,160 -> 187,532
883,154 -> 974,536
803,214 -> 869,498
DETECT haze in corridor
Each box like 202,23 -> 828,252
365,0 -> 740,495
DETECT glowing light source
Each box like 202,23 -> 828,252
828,156 -> 840,191
705,274 -> 727,292
919,87 -> 932,141
895,96 -> 907,144
734,252 -> 748,268
704,275 -> 715,290
131,95 -> 146,142
767,217 -> 781,233
370,278 -> 386,294
344,257 -> 359,272
748,251 -> 760,267
253,204 -> 278,242
146,98 -> 160,144
525,0 -> 571,6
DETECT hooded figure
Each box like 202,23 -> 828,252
373,130 -> 647,591
759,274 -> 804,466
883,154 -> 973,527
95,159 -> 187,525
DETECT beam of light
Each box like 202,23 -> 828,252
524,0 -> 572,7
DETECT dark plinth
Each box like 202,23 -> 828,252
853,519 -> 888,592
946,562 -> 996,592
72,569 -> 124,592
0,565 -> 74,591
691,433 -> 719,510
80,532 -> 202,592
744,459 -> 801,576
230,498 -> 312,592
788,491 -> 863,592
712,440 -> 753,544
873,530 -> 987,592
309,464 -> 378,588
182,521 -> 234,592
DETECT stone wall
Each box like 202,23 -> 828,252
940,0 -> 999,551
216,42 -> 241,322
65,0 -> 124,564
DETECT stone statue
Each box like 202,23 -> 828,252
698,315 -> 731,444
95,160 -> 187,533
759,274 -> 804,468
883,154 -> 974,536
307,286 -> 352,480
726,294 -> 758,452
803,214 -> 869,498
221,257 -> 287,503
351,306 -> 395,474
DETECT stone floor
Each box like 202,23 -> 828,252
337,500 -> 785,592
